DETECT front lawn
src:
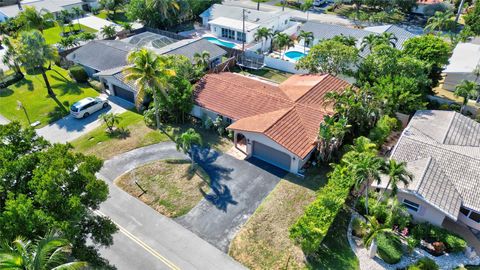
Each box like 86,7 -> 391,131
232,67 -> 293,83
43,23 -> 97,44
115,159 -> 210,217
0,66 -> 99,128
229,166 -> 334,269
71,110 -> 170,160
71,113 -> 233,160
96,10 -> 131,24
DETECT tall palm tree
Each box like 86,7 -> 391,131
360,34 -> 380,52
297,30 -> 314,53
123,49 -> 175,138
363,215 -> 392,256
424,11 -> 455,33
254,27 -> 274,53
175,128 -> 202,165
378,159 -> 412,202
193,51 -> 210,70
2,38 -> 23,77
0,232 -> 88,270
72,7 -> 84,31
332,34 -> 357,47
17,6 -> 47,33
454,80 -> 479,114
273,32 -> 294,59
18,30 -> 58,97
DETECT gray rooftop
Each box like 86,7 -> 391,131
67,40 -> 135,72
161,38 -> 226,62
0,0 -> 83,18
388,110 -> 480,220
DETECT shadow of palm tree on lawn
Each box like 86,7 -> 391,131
190,146 -> 237,212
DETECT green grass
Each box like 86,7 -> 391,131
309,208 -> 360,269
232,67 -> 293,83
96,10 -> 131,24
0,66 -> 99,128
43,23 -> 97,44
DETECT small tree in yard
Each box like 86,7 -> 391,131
100,113 -> 121,133
175,128 -> 202,164
101,25 -> 117,39
363,216 -> 392,258
454,80 -> 479,114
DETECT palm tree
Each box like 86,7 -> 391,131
17,6 -> 47,33
18,30 -> 58,97
2,38 -> 23,77
378,159 -> 412,202
424,11 -> 455,33
60,10 -> 72,24
123,49 -> 175,138
345,136 -> 377,154
175,128 -> 202,164
363,215 -> 392,257
100,113 -> 121,133
454,80 -> 479,114
273,32 -> 294,59
146,0 -> 180,18
301,0 -> 313,21
193,51 -> 210,70
57,16 -> 66,36
121,22 -> 133,34
101,25 -> 117,39
0,232 -> 88,270
72,7 -> 84,31
254,27 -> 274,53
360,34 -> 380,52
316,115 -> 350,163
379,32 -> 397,48
332,34 -> 357,47
297,30 -> 314,54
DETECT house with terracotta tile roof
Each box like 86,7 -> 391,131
192,72 -> 350,174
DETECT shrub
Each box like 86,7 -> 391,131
376,232 -> 404,264
203,117 -> 213,130
352,217 -> 367,238
368,115 -> 400,145
407,237 -> 420,254
407,257 -> 439,270
449,103 -> 462,112
411,222 -> 467,253
444,234 -> 467,253
438,104 -> 450,110
68,65 -> 88,83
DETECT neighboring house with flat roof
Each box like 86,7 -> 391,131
443,42 -> 480,91
88,34 -> 226,103
0,0 -> 97,22
299,21 -> 416,57
200,4 -> 292,44
373,110 -> 480,231
192,72 -> 350,174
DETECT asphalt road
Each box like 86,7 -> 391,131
97,143 -> 247,270
36,94 -> 132,143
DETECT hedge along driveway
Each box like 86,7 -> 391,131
0,66 -> 99,128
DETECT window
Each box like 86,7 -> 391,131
221,28 -> 235,39
403,199 -> 420,212
236,31 -> 246,42
469,211 -> 480,223
460,206 -> 471,217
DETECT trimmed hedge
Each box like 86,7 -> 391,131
407,257 -> 439,270
68,65 -> 88,83
411,223 -> 467,253
377,232 -> 403,264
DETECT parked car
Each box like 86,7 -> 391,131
70,97 -> 109,119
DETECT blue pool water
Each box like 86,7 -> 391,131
285,51 -> 306,61
204,37 -> 236,48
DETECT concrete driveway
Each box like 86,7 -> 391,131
176,148 -> 285,251
36,94 -> 133,143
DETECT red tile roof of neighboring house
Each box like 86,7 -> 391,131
194,72 -> 350,159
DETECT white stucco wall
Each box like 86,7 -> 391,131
444,72 -> 477,91
191,105 -> 222,121
264,56 -> 308,74
397,191 -> 447,227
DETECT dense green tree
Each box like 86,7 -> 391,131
2,37 -> 23,77
17,30 -> 58,97
0,122 -> 117,267
464,1 -> 480,35
403,35 -> 451,87
17,7 -> 47,33
296,39 -> 358,75
0,231 -> 88,270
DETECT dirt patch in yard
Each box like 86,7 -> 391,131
115,159 -> 210,218
228,167 -> 327,269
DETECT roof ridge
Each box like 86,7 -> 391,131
414,156 -> 432,193
285,74 -> 328,102
441,111 -> 456,144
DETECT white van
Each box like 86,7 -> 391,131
70,97 -> 109,119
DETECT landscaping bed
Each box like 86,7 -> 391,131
229,167 -> 359,269
0,66 -> 99,128
115,159 -> 210,218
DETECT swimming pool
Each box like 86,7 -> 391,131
204,37 -> 236,48
285,51 -> 306,61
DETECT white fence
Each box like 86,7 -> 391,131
264,56 -> 307,74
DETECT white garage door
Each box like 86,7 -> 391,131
252,141 -> 291,171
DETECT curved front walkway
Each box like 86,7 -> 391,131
97,142 -> 246,270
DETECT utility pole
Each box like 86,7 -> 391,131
455,0 -> 466,23
242,9 -> 250,52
